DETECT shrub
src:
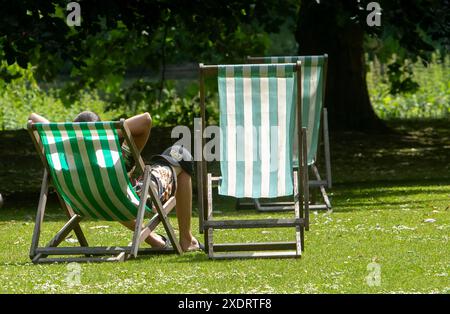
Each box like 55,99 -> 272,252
367,53 -> 450,119
0,63 -> 120,129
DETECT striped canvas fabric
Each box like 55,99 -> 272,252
35,122 -> 150,221
218,64 -> 297,198
263,55 -> 326,165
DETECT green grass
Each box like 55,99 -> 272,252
0,120 -> 449,293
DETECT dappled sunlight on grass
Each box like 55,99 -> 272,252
0,176 -> 448,293
0,120 -> 449,293
329,120 -> 450,185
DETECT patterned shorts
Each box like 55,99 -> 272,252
131,163 -> 177,208
122,144 -> 176,207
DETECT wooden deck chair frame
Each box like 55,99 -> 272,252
238,54 -> 331,212
196,62 -> 310,259
27,119 -> 182,263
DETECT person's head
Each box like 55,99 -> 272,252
73,111 -> 101,122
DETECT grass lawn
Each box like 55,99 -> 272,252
0,120 -> 449,293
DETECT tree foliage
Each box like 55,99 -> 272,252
295,0 -> 448,130
0,0 -> 448,129
0,1 -> 297,101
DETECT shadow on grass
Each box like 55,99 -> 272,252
333,181 -> 449,199
2,119 -> 449,221
0,251 -> 211,266
2,180 -> 448,221
334,199 -> 449,213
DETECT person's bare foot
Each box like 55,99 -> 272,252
180,237 -> 202,252
145,232 -> 167,248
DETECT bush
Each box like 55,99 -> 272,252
111,80 -> 219,128
0,63 -> 120,129
0,63 -> 218,130
367,53 -> 450,119
2,51 -> 447,130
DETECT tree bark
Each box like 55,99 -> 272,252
296,2 -> 387,132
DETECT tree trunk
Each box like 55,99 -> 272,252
296,2 -> 387,131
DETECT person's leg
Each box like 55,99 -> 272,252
175,170 -> 200,251
121,166 -> 199,251
120,220 -> 166,247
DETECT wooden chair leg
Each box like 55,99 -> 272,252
206,173 -> 214,258
131,166 -> 151,258
293,171 -> 302,256
58,195 -> 89,247
302,127 -> 310,231
30,170 -> 49,259
323,108 -> 332,189
195,126 -> 205,234
300,227 -> 305,252
32,215 -> 83,263
130,165 -> 182,258
146,166 -> 183,255
312,164 -> 332,211
320,185 -> 332,211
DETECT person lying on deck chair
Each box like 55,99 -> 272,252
28,111 -> 202,252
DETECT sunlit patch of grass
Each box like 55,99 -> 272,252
0,178 -> 448,294
0,120 -> 448,293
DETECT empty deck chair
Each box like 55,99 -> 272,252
196,62 -> 310,259
242,55 -> 331,211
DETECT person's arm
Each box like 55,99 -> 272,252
28,113 -> 50,124
120,112 -> 152,152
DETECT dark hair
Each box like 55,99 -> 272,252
73,111 -> 101,122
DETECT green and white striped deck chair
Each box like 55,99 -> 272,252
197,63 -> 310,259
27,120 -> 182,263
244,55 -> 332,211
